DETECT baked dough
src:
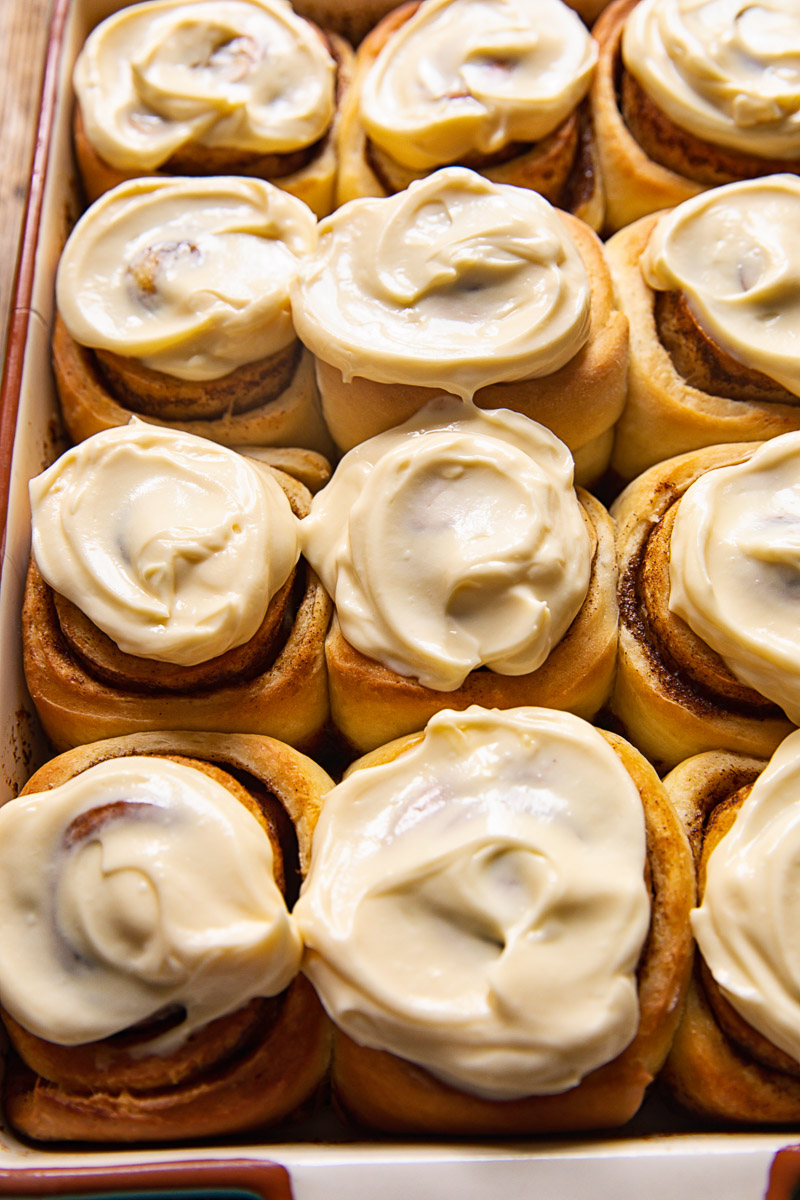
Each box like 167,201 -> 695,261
301,712 -> 694,1134
0,731 -> 333,1143
611,443 -> 796,772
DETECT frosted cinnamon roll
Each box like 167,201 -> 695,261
662,734 -> 800,1123
23,421 -> 332,752
299,397 -> 617,752
336,0 -> 604,230
53,176 -> 334,457
612,437 -> 800,772
295,705 -> 694,1134
292,167 -> 628,485
592,0 -> 800,234
0,730 -> 333,1142
608,177 -> 800,481
72,0 -> 354,217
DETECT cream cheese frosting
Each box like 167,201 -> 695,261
294,705 -> 649,1099
641,175 -> 800,398
359,0 -> 597,171
693,728 -> 800,1066
0,756 -> 301,1048
669,432 -> 800,722
291,167 -> 591,396
299,397 -> 591,691
74,0 -> 336,172
56,175 -> 317,382
623,0 -> 800,160
29,420 -> 299,667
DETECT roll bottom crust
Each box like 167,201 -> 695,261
314,212 -> 628,487
73,33 -> 355,220
660,750 -> 800,1124
335,2 -> 604,231
606,216 -> 800,483
52,315 -> 337,459
326,489 -> 618,754
611,445 -> 795,773
1,731 -> 334,1143
330,728 -> 695,1135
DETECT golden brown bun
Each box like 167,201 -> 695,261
335,2 -> 604,231
22,468 -> 333,754
591,0 -> 800,234
611,445 -> 795,773
660,750 -> 800,1124
606,216 -> 800,482
52,316 -> 336,460
330,727 -> 695,1134
73,31 -> 354,219
327,488 -> 617,753
315,211 -> 628,488
2,731 -> 334,1143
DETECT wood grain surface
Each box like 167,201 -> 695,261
0,0 -> 54,359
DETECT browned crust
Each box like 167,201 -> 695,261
335,1 -> 604,230
660,751 -> 800,1123
2,732 -> 334,1142
611,444 -> 796,772
73,30 -> 355,219
22,465 -> 334,752
315,210 -> 627,486
52,315 -> 336,458
331,728 -> 695,1134
606,216 -> 800,482
326,488 -> 618,753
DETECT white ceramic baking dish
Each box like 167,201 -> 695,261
0,1 -> 798,1193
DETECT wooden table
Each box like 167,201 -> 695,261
0,0 -> 54,358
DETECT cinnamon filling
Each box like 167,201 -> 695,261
618,61 -> 800,187
620,499 -> 783,718
653,291 -> 799,406
365,100 -> 596,213
92,336 -> 302,421
696,788 -> 800,1082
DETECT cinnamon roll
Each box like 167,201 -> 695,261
0,730 -> 333,1142
335,0 -> 604,231
291,167 -> 628,485
662,734 -> 800,1123
53,175 -> 334,457
299,397 -> 618,753
72,0 -> 354,218
607,177 -> 800,482
612,437 -> 800,773
23,421 -> 332,752
295,705 -> 695,1134
592,0 -> 800,234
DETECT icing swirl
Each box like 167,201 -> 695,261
299,397 -> 591,691
74,0 -> 336,171
56,175 -> 317,381
295,705 -> 649,1099
641,175 -> 800,398
29,421 -> 299,667
623,0 -> 800,160
669,432 -> 800,722
359,0 -> 597,171
0,756 -> 301,1048
291,167 -> 591,397
693,728 -> 800,1065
